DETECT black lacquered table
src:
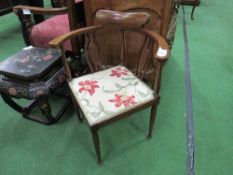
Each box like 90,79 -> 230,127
0,47 -> 71,124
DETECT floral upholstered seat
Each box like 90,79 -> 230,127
69,66 -> 154,126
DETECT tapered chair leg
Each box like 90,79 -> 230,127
191,0 -> 199,20
191,6 -> 196,20
91,128 -> 102,164
147,98 -> 160,138
76,107 -> 83,122
70,91 -> 83,122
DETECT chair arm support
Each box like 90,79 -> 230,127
142,29 -> 170,63
49,26 -> 101,82
49,25 -> 101,49
13,5 -> 67,16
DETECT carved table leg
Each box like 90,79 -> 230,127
1,91 -> 71,125
1,93 -> 24,113
37,96 -> 56,124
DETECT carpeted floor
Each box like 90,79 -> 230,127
0,1 -> 232,174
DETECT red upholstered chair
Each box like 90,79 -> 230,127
13,0 -> 84,52
30,13 -> 72,51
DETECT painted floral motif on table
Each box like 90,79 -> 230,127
69,66 -> 155,126
0,47 -> 61,79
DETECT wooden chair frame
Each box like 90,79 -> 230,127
49,10 -> 169,164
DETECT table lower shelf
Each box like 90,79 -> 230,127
1,91 -> 71,125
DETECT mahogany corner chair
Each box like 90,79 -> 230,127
49,10 -> 169,164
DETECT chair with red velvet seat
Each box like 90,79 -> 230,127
13,0 -> 84,54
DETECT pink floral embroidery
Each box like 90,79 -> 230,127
109,94 -> 136,107
42,54 -> 53,61
78,80 -> 99,96
110,67 -> 129,78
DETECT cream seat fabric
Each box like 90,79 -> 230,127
69,66 -> 155,126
